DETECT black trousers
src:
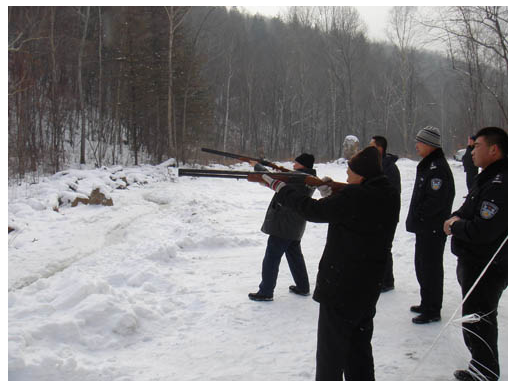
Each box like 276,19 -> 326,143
382,226 -> 397,288
414,231 -> 446,315
316,303 -> 376,381
258,235 -> 310,297
457,260 -> 507,380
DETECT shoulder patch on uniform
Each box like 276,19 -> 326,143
431,178 -> 442,191
492,174 -> 503,184
480,201 -> 499,220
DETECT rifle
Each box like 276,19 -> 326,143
201,147 -> 291,172
178,168 -> 346,194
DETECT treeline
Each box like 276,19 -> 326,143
8,6 -> 507,178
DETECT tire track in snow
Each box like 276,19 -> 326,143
9,188 -> 165,292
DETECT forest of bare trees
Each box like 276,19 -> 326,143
8,6 -> 508,179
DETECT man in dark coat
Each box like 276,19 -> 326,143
462,135 -> 479,190
444,127 -> 507,381
248,153 -> 317,301
258,146 -> 400,380
370,135 -> 401,292
406,126 -> 455,324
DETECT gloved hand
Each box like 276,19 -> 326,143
318,176 -> 333,198
261,174 -> 286,193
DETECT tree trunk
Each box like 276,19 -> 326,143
223,57 -> 233,152
78,6 -> 90,165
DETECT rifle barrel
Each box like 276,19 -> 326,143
201,147 -> 290,172
179,169 -> 254,176
201,148 -> 256,162
178,168 -> 307,180
178,168 -> 347,193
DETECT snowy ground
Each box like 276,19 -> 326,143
8,158 -> 508,380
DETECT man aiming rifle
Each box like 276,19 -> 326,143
247,153 -> 317,301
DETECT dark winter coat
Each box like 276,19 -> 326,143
257,163 -> 316,241
462,145 -> 479,190
406,148 -> 455,234
275,175 -> 400,315
382,153 -> 401,223
462,145 -> 478,175
382,153 -> 401,195
450,158 -> 508,274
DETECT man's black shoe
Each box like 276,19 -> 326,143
381,285 -> 395,293
410,305 -> 423,313
248,292 -> 273,301
289,285 -> 310,296
412,313 -> 441,324
453,369 -> 477,381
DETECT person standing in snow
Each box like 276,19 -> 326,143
369,135 -> 401,292
462,135 -> 479,191
248,153 -> 317,302
443,127 -> 507,381
406,126 -> 455,324
256,146 -> 400,380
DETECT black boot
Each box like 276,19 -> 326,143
289,285 -> 310,296
453,369 -> 477,381
412,312 -> 441,324
410,305 -> 423,313
248,292 -> 273,301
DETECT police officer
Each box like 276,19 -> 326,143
444,127 -> 508,381
406,126 -> 455,324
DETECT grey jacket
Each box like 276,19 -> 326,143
255,163 -> 316,241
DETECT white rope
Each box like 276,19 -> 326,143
406,235 -> 508,380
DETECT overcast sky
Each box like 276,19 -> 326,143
237,6 -> 392,41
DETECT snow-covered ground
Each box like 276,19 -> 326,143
8,158 -> 507,380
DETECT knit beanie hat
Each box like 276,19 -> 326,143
347,146 -> 382,179
295,153 -> 315,169
416,126 -> 441,148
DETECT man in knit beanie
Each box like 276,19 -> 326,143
347,146 -> 383,179
248,153 -> 316,302
406,126 -> 455,324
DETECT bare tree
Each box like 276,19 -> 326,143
387,6 -> 421,154
164,6 -> 189,163
418,6 -> 507,127
315,6 -> 368,154
78,6 -> 90,165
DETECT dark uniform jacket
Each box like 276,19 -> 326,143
406,148 -> 455,234
256,163 -> 316,241
276,175 -> 400,315
451,158 -> 508,274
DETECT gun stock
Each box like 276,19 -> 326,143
302,176 -> 347,193
201,148 -> 290,172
